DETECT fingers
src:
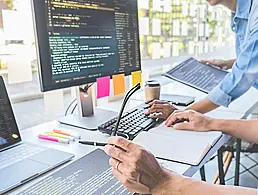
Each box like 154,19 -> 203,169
104,144 -> 129,162
148,113 -> 166,119
200,59 -> 215,65
165,110 -> 183,126
109,158 -> 124,173
107,136 -> 136,151
145,104 -> 164,115
165,111 -> 192,127
173,122 -> 193,130
148,100 -> 168,106
145,103 -> 173,115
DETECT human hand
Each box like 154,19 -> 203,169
200,59 -> 233,70
165,110 -> 213,132
144,100 -> 178,119
104,137 -> 169,194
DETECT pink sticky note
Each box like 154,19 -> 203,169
97,76 -> 110,99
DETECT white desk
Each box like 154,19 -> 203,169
9,98 -> 245,194
9,121 -> 190,195
133,77 -> 258,116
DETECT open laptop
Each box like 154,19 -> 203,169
0,76 -> 74,194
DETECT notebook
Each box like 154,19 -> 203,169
133,122 -> 222,166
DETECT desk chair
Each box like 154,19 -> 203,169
215,138 -> 258,185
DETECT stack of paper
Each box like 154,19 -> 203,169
134,122 -> 222,165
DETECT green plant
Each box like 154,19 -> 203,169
4,0 -> 14,9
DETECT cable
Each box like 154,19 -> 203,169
112,83 -> 141,137
71,104 -> 78,115
65,98 -> 77,116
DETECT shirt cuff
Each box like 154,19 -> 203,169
208,86 -> 232,107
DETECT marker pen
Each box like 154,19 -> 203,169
38,134 -> 70,144
45,132 -> 75,141
53,130 -> 81,139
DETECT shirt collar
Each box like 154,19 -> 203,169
234,0 -> 252,19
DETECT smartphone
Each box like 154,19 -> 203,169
160,94 -> 195,106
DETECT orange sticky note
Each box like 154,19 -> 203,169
132,71 -> 142,87
113,74 -> 125,95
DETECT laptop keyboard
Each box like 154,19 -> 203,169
0,143 -> 46,170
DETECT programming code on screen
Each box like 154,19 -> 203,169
0,90 -> 20,147
19,149 -> 133,195
45,0 -> 141,84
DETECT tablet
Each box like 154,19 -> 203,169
162,58 -> 228,93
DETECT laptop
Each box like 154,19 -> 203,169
0,76 -> 74,194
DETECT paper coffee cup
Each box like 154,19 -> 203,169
145,80 -> 161,101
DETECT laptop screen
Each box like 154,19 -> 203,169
0,77 -> 21,150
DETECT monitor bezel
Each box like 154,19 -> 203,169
0,76 -> 22,151
31,0 -> 142,92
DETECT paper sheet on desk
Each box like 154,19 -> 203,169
134,122 -> 222,166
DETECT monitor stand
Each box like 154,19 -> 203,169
59,84 -> 117,131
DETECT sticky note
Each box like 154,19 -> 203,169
152,42 -> 161,59
181,21 -> 188,36
204,41 -> 209,53
139,17 -> 150,36
172,42 -> 179,57
138,0 -> 149,9
163,42 -> 171,58
113,74 -> 125,95
163,0 -> 171,13
188,41 -> 195,55
152,18 -> 161,36
173,21 -> 180,36
97,76 -> 110,99
44,90 -> 64,113
7,54 -> 32,84
132,71 -> 142,87
182,1 -> 189,16
153,0 -> 162,11
205,23 -> 210,37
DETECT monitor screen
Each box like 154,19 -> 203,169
32,0 -> 141,91
0,77 -> 21,151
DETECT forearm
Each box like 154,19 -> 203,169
209,119 -> 258,144
186,97 -> 219,114
153,171 -> 256,195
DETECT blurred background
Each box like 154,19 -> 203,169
0,0 -> 235,129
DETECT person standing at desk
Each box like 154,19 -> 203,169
145,0 -> 258,118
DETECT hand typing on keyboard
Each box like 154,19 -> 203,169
98,106 -> 157,140
144,100 -> 178,119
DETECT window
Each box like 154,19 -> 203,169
0,0 -> 234,129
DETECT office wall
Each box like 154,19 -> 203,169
138,0 -> 233,60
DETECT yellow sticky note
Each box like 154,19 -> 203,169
113,74 -> 125,95
132,71 -> 142,87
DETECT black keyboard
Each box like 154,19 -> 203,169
98,106 -> 157,140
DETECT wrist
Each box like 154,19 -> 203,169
151,169 -> 172,195
208,118 -> 225,131
151,169 -> 184,195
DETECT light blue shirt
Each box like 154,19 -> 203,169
208,0 -> 258,107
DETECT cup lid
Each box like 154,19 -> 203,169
145,80 -> 160,87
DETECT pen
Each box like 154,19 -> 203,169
38,134 -> 70,144
45,132 -> 75,141
79,141 -> 107,147
53,129 -> 81,139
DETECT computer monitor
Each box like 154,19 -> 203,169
32,0 -> 141,92
31,0 -> 142,129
